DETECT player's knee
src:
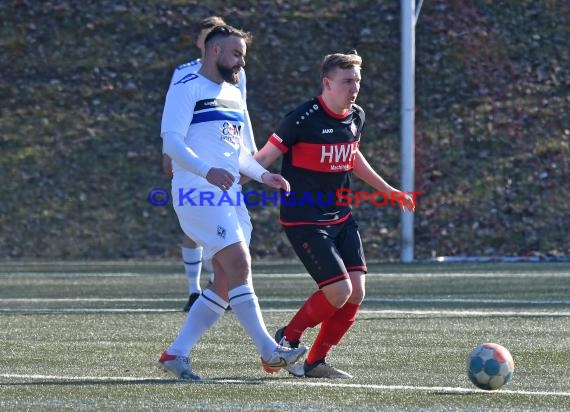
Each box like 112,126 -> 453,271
349,287 -> 365,305
324,281 -> 352,308
232,256 -> 250,276
215,243 -> 251,277
225,255 -> 250,276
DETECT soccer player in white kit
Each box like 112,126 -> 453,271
158,24 -> 307,380
163,16 -> 258,312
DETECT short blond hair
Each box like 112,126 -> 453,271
320,51 -> 362,79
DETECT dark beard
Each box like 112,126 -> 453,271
218,64 -> 239,84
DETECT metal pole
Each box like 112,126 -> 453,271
400,0 -> 416,262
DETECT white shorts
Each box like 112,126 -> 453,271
173,188 -> 252,260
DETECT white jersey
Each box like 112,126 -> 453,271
169,59 -> 256,153
161,73 -> 245,194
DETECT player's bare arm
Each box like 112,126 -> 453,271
261,172 -> 290,192
162,154 -> 173,178
353,150 -> 415,212
254,142 -> 283,169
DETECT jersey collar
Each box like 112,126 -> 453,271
317,95 -> 349,119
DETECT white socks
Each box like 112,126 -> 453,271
166,284 -> 278,360
167,289 -> 227,356
182,247 -> 203,294
228,285 -> 278,360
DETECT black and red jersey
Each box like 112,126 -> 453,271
268,95 -> 365,226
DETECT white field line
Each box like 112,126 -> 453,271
1,307 -> 569,317
0,298 -> 185,302
0,272 -> 146,277
1,296 -> 570,305
0,308 -> 180,313
1,373 -> 570,397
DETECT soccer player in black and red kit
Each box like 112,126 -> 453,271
255,51 -> 415,378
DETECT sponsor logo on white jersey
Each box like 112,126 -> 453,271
220,121 -> 242,145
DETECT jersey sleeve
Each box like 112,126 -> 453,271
268,110 -> 300,154
160,78 -> 198,138
241,110 -> 257,153
237,69 -> 257,153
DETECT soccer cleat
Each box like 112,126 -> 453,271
274,326 -> 300,349
183,293 -> 201,312
158,352 -> 201,381
304,359 -> 353,379
261,345 -> 308,374
284,362 -> 305,377
274,327 -> 304,377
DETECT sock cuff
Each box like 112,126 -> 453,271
337,301 -> 360,322
182,246 -> 203,263
201,289 -> 228,315
228,284 -> 256,305
313,289 -> 337,311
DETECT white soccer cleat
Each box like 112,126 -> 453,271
284,362 -> 305,377
261,345 -> 308,374
159,352 -> 201,381
274,326 -> 305,376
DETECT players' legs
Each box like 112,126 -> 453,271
166,286 -> 229,357
165,197 -> 306,371
164,199 -> 241,359
181,235 -> 202,295
180,235 -> 203,312
211,241 -> 280,360
208,201 -> 253,304
282,217 -> 367,373
306,271 -> 364,366
203,258 -> 215,285
305,218 -> 367,368
281,225 -> 350,344
211,241 -> 307,371
165,247 -> 229,358
347,270 -> 365,306
208,258 -> 229,301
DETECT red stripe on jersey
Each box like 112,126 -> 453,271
279,212 -> 351,227
268,133 -> 288,153
346,265 -> 367,273
291,141 -> 359,173
317,95 -> 349,119
318,273 -> 350,288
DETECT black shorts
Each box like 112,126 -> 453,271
283,214 -> 367,288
